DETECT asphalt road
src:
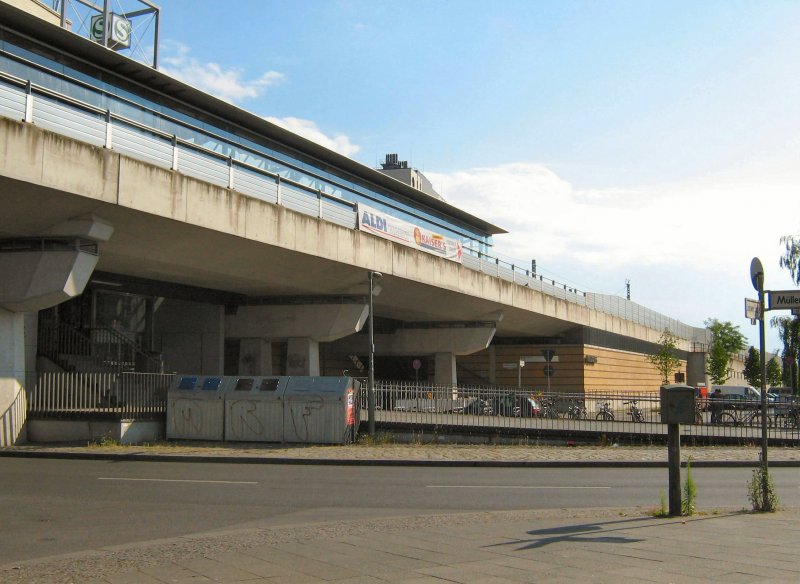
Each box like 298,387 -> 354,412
2,458 -> 798,565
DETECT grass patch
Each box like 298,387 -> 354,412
357,431 -> 395,445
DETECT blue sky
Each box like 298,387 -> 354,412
152,0 -> 800,352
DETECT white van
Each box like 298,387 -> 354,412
710,385 -> 761,401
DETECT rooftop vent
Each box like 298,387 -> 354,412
381,153 -> 408,170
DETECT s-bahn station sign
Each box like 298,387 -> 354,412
767,290 -> 800,311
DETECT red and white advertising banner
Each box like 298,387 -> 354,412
357,203 -> 463,263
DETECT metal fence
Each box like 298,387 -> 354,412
28,372 -> 174,418
23,374 -> 800,444
362,381 -> 800,443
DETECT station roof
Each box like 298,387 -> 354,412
0,2 -> 507,236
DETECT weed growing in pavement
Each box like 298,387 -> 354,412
357,432 -> 395,446
748,464 -> 779,512
87,435 -> 120,448
653,489 -> 668,517
682,461 -> 697,516
650,491 -> 669,518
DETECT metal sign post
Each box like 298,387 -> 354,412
367,271 -> 382,436
750,258 -> 768,472
542,349 -> 556,393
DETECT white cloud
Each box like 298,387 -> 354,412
159,41 -> 284,103
427,152 -> 800,349
428,157 -> 800,274
265,116 -> 361,157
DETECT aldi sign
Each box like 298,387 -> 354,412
357,203 -> 463,263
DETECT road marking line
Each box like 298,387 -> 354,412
426,485 -> 611,489
99,477 -> 258,485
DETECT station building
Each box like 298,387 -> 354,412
0,0 -> 711,445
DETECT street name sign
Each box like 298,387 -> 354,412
745,298 -> 759,320
768,290 -> 800,310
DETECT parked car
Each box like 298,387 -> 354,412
710,385 -> 761,402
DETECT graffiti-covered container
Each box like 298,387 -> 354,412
283,377 -> 360,444
224,377 -> 288,442
166,375 -> 228,440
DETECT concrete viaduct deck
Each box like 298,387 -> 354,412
0,117 -> 669,345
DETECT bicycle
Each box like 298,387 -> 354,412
596,401 -> 614,421
694,401 -> 704,425
715,403 -> 772,427
540,398 -> 559,419
566,400 -> 587,420
624,400 -> 645,423
773,404 -> 799,429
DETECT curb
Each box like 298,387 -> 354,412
2,449 -> 798,467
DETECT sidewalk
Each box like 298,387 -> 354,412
4,505 -> 800,583
3,443 -> 800,583
2,442 -> 800,466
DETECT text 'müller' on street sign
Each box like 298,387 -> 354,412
767,290 -> 800,310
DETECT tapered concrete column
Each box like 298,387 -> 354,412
434,352 -> 457,387
0,308 -> 27,445
0,215 -> 112,445
287,338 -> 320,376
238,338 -> 273,376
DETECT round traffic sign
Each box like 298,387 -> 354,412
750,257 -> 764,291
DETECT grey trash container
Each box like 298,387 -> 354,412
224,377 -> 289,442
166,375 -> 228,440
283,376 -> 360,444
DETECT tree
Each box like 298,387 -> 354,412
766,357 -> 783,388
647,329 -> 682,384
779,235 -> 800,283
776,234 -> 800,390
743,346 -> 761,387
705,318 -> 747,385
771,315 -> 800,390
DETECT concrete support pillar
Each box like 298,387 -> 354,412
0,308 -> 27,445
238,338 -> 273,376
287,338 -> 320,376
434,352 -> 457,387
489,345 -> 496,384
154,300 -> 224,375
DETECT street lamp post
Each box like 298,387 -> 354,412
368,271 -> 382,436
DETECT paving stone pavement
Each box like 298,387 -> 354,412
4,507 -> 800,583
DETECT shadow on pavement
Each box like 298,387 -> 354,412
489,512 -> 746,551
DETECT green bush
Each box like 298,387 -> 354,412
748,464 -> 779,512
